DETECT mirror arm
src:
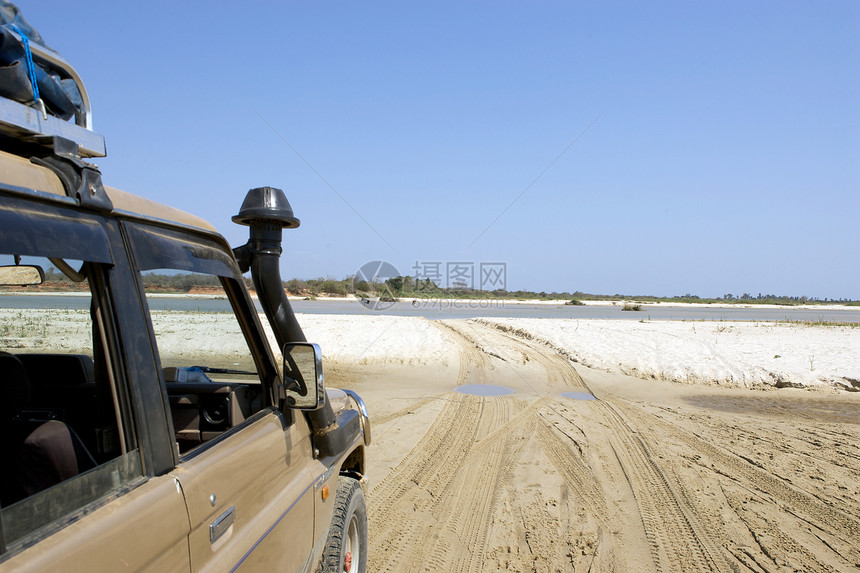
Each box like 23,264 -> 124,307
49,257 -> 86,282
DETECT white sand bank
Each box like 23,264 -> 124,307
287,314 -> 455,367
477,318 -> 860,390
3,308 -> 857,390
0,309 -> 454,367
133,312 -> 456,368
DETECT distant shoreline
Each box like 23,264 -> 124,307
2,290 -> 858,312
298,295 -> 860,311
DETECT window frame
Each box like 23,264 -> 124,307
119,219 -> 290,457
0,199 -> 149,554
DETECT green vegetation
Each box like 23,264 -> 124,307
140,272 -> 222,291
281,278 -> 858,307
25,269 -> 857,306
560,291 -> 858,306
0,311 -> 47,337
777,320 -> 860,328
11,268 -> 227,293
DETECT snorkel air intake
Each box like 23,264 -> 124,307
232,187 -> 305,346
232,187 -> 339,452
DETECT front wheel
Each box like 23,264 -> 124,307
319,477 -> 367,573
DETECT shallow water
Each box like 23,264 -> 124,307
455,384 -> 515,397
561,392 -> 596,400
2,294 -> 858,322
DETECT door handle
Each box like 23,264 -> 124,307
210,505 -> 235,543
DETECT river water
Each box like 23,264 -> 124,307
2,294 -> 858,322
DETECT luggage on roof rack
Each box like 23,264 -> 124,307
0,1 -> 105,157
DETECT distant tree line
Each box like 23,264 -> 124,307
41,269 -> 226,292
140,272 -> 222,291
36,268 -> 858,305
282,276 -> 858,306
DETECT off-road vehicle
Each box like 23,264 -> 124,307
0,5 -> 369,571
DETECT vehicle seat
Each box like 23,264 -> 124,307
14,420 -> 82,498
18,354 -> 97,411
18,353 -> 97,392
17,353 -> 98,445
1,352 -> 96,506
0,351 -> 29,422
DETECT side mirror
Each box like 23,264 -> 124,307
282,342 -> 326,410
0,265 -> 44,286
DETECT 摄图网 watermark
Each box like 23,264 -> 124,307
352,260 -> 508,311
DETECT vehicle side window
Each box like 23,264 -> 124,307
0,254 -> 143,550
124,222 -> 277,456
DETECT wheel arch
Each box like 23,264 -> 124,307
339,445 -> 366,483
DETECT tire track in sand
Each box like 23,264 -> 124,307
368,392 -> 483,571
369,320 -> 538,572
470,320 -> 730,572
441,320 -> 623,570
536,412 -> 608,517
594,400 -> 728,572
368,393 -> 535,572
478,319 -> 860,571
616,400 -> 860,570
372,395 -> 439,427
372,318 -> 746,572
435,320 -> 492,386
445,319 -> 588,394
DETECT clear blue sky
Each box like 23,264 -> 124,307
20,1 -> 860,299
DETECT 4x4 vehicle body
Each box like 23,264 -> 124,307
0,7 -> 369,572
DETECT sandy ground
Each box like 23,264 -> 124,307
323,320 -> 860,573
3,309 -> 859,571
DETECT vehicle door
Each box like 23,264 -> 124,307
0,190 -> 190,571
122,220 -> 319,572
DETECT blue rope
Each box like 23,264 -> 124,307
8,23 -> 40,104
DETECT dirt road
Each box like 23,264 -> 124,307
330,319 -> 860,572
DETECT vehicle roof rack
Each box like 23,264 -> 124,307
0,29 -> 105,158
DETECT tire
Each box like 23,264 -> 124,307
318,476 -> 367,573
